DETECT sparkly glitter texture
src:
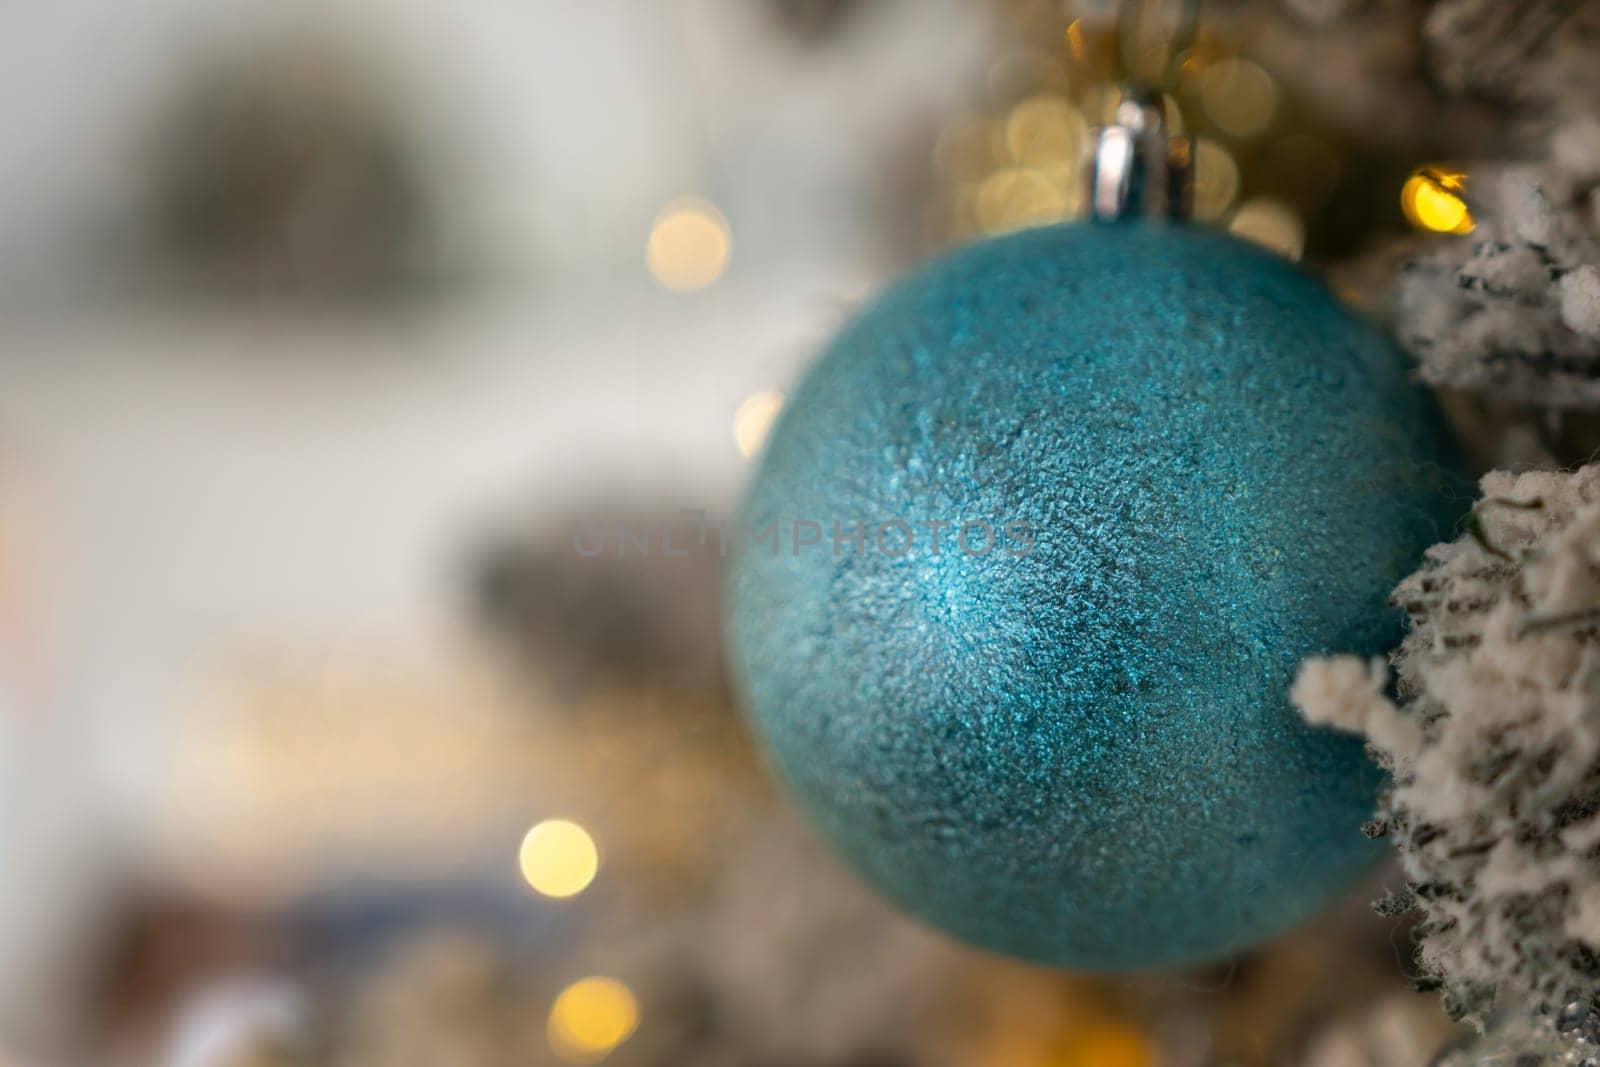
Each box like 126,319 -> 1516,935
727,222 -> 1465,970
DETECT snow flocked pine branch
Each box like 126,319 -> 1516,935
1396,121 -> 1600,412
1292,463 -> 1600,1028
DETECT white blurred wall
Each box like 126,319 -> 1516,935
0,0 -> 1002,1055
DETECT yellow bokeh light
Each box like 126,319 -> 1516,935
548,976 -> 639,1063
1005,94 -> 1087,168
1199,58 -> 1278,139
1192,137 -> 1240,221
976,168 -> 1070,234
733,390 -> 784,458
1065,19 -> 1087,61
647,198 -> 731,292
1061,1023 -> 1156,1067
520,819 -> 598,899
1401,168 -> 1474,234
1229,198 -> 1305,260
1078,82 -> 1124,126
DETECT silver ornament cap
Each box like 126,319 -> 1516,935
1088,90 -> 1195,221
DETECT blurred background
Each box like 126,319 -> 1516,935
0,0 -> 1551,1063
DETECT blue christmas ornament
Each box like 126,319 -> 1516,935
726,216 -> 1463,970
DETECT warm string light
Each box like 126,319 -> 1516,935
1401,167 -> 1475,234
1061,1022 -> 1157,1067
933,14 -> 1333,253
1229,197 -> 1305,260
1192,137 -> 1239,220
1065,18 -> 1088,62
976,996 -> 1158,1067
518,826 -> 639,1057
647,198 -> 731,291
970,92 -> 1090,235
520,818 -> 599,898
734,391 -> 785,458
1007,93 -> 1089,169
1197,57 -> 1278,139
548,976 -> 639,1063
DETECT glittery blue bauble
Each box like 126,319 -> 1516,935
727,222 -> 1463,971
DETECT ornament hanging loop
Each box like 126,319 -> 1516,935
1087,0 -> 1198,222
1088,91 -> 1193,221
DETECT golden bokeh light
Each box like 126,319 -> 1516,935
1228,198 -> 1304,260
647,198 -> 731,292
1004,94 -> 1088,169
1192,138 -> 1240,221
1065,18 -> 1088,62
1078,82 -> 1124,126
1199,58 -> 1278,139
548,976 -> 639,1063
520,819 -> 598,899
1060,1022 -> 1156,1067
976,168 -> 1072,234
1401,168 -> 1474,234
733,391 -> 784,458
